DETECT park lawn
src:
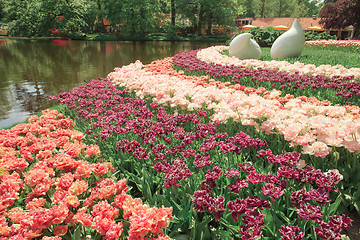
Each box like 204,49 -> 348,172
223,45 -> 360,69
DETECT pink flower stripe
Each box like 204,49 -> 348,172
196,45 -> 360,79
0,109 -> 173,240
108,59 -> 360,157
305,39 -> 360,48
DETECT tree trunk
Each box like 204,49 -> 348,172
171,0 -> 176,26
97,0 -> 104,33
206,13 -> 213,35
278,0 -> 283,17
197,4 -> 204,35
260,0 -> 266,17
206,22 -> 212,35
140,7 -> 146,35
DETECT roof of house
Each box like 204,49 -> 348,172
238,17 -> 323,29
103,19 -> 111,26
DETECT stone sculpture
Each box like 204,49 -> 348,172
229,33 -> 261,60
270,19 -> 305,59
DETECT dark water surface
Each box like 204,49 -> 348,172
0,39 -> 221,129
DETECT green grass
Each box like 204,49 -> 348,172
225,45 -> 360,69
82,32 -> 228,42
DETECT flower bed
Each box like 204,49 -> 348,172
173,49 -> 360,105
107,58 -> 360,157
305,40 -> 360,48
196,45 -> 360,80
0,109 -> 173,240
51,78 -> 352,239
3,42 -> 360,239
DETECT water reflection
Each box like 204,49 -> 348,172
0,39 -> 221,128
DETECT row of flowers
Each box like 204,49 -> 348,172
51,78 -> 351,239
0,109 -> 173,240
305,40 -> 360,48
196,45 -> 360,79
107,58 -> 360,157
173,49 -> 360,104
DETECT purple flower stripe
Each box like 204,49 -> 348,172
279,225 -> 304,240
53,78 -> 267,189
172,50 -> 360,102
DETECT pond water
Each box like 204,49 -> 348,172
0,39 -> 222,129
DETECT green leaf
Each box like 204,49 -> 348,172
329,195 -> 342,215
171,197 -> 184,213
71,225 -> 82,240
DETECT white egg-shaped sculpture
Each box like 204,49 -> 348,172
270,19 -> 305,59
229,33 -> 261,59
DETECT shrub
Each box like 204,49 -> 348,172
227,27 -> 336,47
226,27 -> 286,47
305,31 -> 336,41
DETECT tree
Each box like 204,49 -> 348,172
274,0 -> 297,17
0,0 -> 4,21
257,0 -> 267,17
171,0 -> 175,25
3,0 -> 96,37
94,0 -> 105,32
239,0 -> 256,17
61,0 -> 97,33
289,0 -> 321,18
103,0 -> 160,35
177,0 -> 241,35
237,0 -> 322,18
319,0 -> 360,38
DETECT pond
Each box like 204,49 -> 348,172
0,39 -> 223,129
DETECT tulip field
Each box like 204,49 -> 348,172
1,40 -> 360,239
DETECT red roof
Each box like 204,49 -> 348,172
238,17 -> 324,29
103,19 -> 111,26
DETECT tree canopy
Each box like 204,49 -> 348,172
319,0 -> 360,38
238,0 -> 322,18
0,0 -> 327,37
2,0 -> 96,37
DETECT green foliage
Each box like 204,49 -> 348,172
85,33 -> 118,41
4,0 -> 96,37
67,31 -> 87,40
305,31 -> 336,41
6,0 -> 51,37
176,0 -> 240,35
0,0 -> 5,21
0,0 -> 328,38
227,28 -> 337,47
292,0 -> 322,17
61,0 -> 97,33
226,27 -> 285,47
238,0 -> 322,18
103,0 -> 159,35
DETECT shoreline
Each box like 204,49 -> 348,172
0,33 -> 229,42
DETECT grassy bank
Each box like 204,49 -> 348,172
0,33 -> 229,42
221,45 -> 360,69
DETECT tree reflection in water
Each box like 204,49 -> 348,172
0,39 -> 221,128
